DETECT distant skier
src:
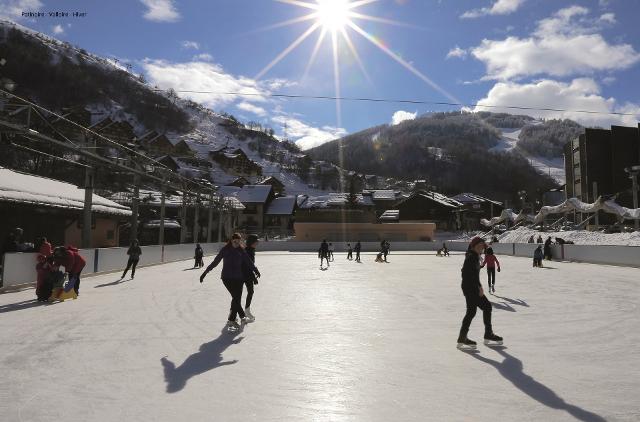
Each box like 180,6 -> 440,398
533,245 -> 544,268
328,242 -> 335,261
354,241 -> 361,263
200,233 -> 260,332
122,239 -> 142,279
457,237 -> 502,350
346,243 -> 353,260
481,247 -> 501,294
319,239 -> 330,269
241,234 -> 259,321
194,243 -> 204,268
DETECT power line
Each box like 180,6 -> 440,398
154,89 -> 640,118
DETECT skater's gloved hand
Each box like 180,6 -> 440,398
199,273 -> 206,283
253,279 -> 258,285
497,267 -> 501,272
254,269 -> 261,279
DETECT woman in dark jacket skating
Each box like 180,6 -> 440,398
457,237 -> 502,349
200,233 -> 260,331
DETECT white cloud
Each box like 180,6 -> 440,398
142,59 -> 269,107
181,40 -> 199,50
52,24 -> 64,34
0,0 -> 43,20
474,78 -> 640,127
461,0 -> 525,19
391,110 -> 417,125
140,0 -> 179,22
470,6 -> 639,80
446,46 -> 467,59
237,101 -> 266,117
599,12 -> 616,24
271,115 -> 347,150
192,53 -> 213,62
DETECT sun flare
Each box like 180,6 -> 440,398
316,0 -> 351,30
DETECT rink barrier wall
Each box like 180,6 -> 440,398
3,241 -> 640,288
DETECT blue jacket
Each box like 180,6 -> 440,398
206,244 -> 258,281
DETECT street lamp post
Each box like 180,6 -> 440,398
624,165 -> 640,230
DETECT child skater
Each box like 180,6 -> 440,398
457,237 -> 503,349
319,239 -> 330,269
194,243 -> 204,268
533,245 -> 544,268
481,247 -> 501,294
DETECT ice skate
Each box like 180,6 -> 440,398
226,320 -> 241,332
244,307 -> 255,321
492,285 -> 495,293
484,332 -> 503,346
456,337 -> 477,350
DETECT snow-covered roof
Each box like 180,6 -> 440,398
0,167 -> 131,216
266,196 -> 297,215
451,193 -> 503,206
217,186 -> 241,198
379,210 -> 400,221
237,185 -> 272,203
143,219 -> 181,229
365,190 -> 397,201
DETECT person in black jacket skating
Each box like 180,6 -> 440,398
319,239 -> 330,268
122,239 -> 142,279
457,237 -> 502,349
194,243 -> 204,268
354,241 -> 361,262
241,234 -> 259,321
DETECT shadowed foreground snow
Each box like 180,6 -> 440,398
0,252 -> 638,421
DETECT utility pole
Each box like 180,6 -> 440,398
593,181 -> 599,229
158,185 -> 166,247
130,173 -> 140,242
180,189 -> 188,243
81,134 -> 95,248
625,166 -> 640,230
217,197 -> 224,243
193,190 -> 200,243
207,189 -> 214,243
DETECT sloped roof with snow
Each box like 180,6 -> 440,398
451,193 -> 503,206
365,190 -> 397,201
379,210 -> 400,221
0,167 -> 131,216
236,185 -> 272,203
217,186 -> 242,198
266,196 -> 297,215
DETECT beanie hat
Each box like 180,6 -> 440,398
469,237 -> 486,249
246,234 -> 259,247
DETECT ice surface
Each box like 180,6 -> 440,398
0,253 -> 638,421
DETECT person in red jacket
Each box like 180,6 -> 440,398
37,237 -> 53,257
53,246 -> 86,296
481,247 -> 501,294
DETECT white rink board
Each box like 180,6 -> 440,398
0,252 -> 638,421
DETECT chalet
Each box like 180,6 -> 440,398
157,155 -> 181,172
173,140 -> 195,156
89,118 -> 136,145
259,176 -> 285,195
450,193 -> 504,230
364,190 -> 401,215
226,177 -> 250,188
265,195 -> 298,235
235,185 -> 275,231
0,167 -> 131,249
48,106 -> 91,140
393,191 -> 462,230
138,131 -> 174,156
209,147 -> 262,177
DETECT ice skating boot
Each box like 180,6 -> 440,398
492,285 -> 495,293
484,332 -> 503,346
244,307 -> 255,322
456,336 -> 477,350
226,319 -> 241,332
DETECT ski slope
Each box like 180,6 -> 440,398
0,253 -> 638,421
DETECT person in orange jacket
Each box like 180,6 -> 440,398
481,247 -> 501,294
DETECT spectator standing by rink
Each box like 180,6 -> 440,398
481,247 -> 501,294
1,227 -> 21,256
537,235 -> 543,243
319,239 -> 330,269
528,235 -> 535,243
346,243 -> 353,260
457,237 -> 503,349
200,233 -> 260,332
121,239 -> 142,279
533,245 -> 544,268
544,237 -> 553,260
53,245 -> 86,296
194,243 -> 204,268
242,234 -> 259,321
354,241 -> 361,263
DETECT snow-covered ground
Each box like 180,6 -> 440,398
498,226 -> 640,246
490,127 -> 566,185
1,253 -> 638,421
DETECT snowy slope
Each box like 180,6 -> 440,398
498,226 -> 640,246
490,126 -> 566,185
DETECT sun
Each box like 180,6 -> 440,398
316,0 -> 351,30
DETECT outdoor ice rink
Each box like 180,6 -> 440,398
1,251 -> 639,422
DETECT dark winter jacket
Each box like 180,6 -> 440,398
194,246 -> 204,259
207,244 -> 258,281
318,241 -> 329,258
534,247 -> 544,260
354,242 -> 361,252
241,246 -> 257,282
461,249 -> 482,294
127,245 -> 142,260
54,246 -> 86,274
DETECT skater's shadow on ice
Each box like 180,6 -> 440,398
470,348 -> 606,422
160,328 -> 243,393
493,295 -> 529,308
182,268 -> 200,271
94,278 -> 129,288
0,299 -> 57,313
491,301 -> 516,312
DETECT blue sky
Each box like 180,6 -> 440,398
3,0 -> 640,149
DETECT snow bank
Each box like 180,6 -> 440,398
498,226 -> 640,246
